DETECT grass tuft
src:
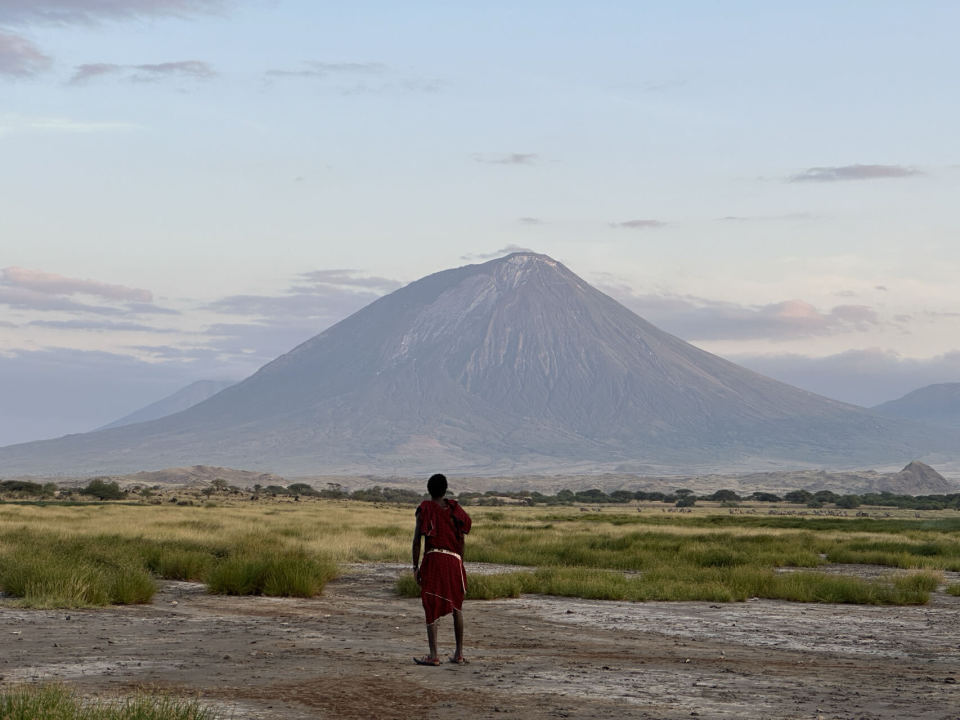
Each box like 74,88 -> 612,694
206,549 -> 337,597
0,684 -> 219,720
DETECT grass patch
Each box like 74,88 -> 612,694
0,541 -> 155,608
0,527 -> 335,607
396,567 -> 937,605
397,571 -> 534,600
2,501 -> 957,608
206,549 -> 337,597
946,583 -> 960,597
0,684 -> 218,720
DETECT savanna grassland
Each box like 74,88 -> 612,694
4,498 -> 960,719
2,498 -> 960,609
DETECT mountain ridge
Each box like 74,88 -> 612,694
97,380 -> 235,431
872,383 -> 960,429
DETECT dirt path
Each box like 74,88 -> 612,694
3,563 -> 960,719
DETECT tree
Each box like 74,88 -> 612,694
706,489 -> 741,502
835,494 -> 862,509
750,492 -> 782,503
80,478 -> 126,500
785,490 -> 812,504
676,495 -> 696,508
813,490 -> 839,505
288,483 -> 318,496
211,478 -> 229,493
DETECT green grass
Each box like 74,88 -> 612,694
397,567 -> 941,605
206,549 -> 337,597
0,684 -> 218,720
0,529 -> 336,607
3,502 -> 958,609
946,583 -> 960,597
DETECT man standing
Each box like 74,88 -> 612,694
412,473 -> 472,665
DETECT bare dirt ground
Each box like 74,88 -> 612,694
3,563 -> 960,720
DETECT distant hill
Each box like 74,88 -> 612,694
872,383 -> 960,429
98,380 -> 236,430
2,252 -> 959,476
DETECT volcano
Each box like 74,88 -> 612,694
2,252 -> 956,475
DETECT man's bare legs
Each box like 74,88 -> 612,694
452,609 -> 465,662
425,620 -> 439,661
420,611 -> 464,664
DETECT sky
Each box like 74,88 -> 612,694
2,1 -> 959,446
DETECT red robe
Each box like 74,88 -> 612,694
417,499 -> 472,624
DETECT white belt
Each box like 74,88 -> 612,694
426,548 -> 462,560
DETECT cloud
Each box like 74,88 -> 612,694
0,285 -> 126,314
28,319 -> 176,332
472,153 -> 539,166
718,212 -> 816,223
518,217 -> 543,225
126,302 -> 180,315
461,245 -> 536,261
0,29 -> 50,77
731,349 -> 960,408
69,60 -> 215,84
264,61 -> 386,79
609,219 -> 666,229
293,269 -> 402,294
0,0 -> 228,25
789,164 -> 922,183
599,281 -> 881,342
263,61 -> 438,96
1,266 -> 152,302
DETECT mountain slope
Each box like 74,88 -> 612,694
98,380 -> 235,430
1,253 -> 957,476
872,383 -> 960,429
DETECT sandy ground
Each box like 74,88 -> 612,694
2,563 -> 960,720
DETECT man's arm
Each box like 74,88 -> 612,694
412,508 -> 423,583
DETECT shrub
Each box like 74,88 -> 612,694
80,479 -> 126,500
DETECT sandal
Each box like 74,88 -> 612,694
413,656 -> 441,666
449,655 -> 469,665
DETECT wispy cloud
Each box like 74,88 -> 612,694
789,164 -> 922,183
0,0 -> 228,25
0,285 -> 127,315
718,212 -> 817,223
471,152 -> 539,166
263,61 -> 439,96
1,266 -> 152,302
70,60 -> 215,84
292,269 -> 402,294
609,219 -> 666,230
461,245 -> 536,262
0,1 -> 230,80
599,280 -> 883,342
0,29 -> 50,77
264,61 -> 386,79
518,217 -> 543,225
28,319 -> 176,332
